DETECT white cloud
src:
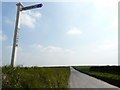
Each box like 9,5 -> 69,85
97,43 -> 117,51
0,31 -> 7,41
112,19 -> 118,29
4,42 -> 118,66
4,17 -> 14,25
44,46 -> 63,52
91,40 -> 118,52
67,27 -> 82,35
30,44 -> 75,54
93,0 -> 118,10
20,11 -> 42,29
29,11 -> 42,18
15,44 -> 75,66
30,44 -> 43,49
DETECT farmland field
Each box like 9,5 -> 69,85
2,66 -> 70,89
73,66 -> 120,88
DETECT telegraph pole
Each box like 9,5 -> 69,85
11,3 -> 43,67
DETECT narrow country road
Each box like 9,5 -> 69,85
69,67 -> 119,88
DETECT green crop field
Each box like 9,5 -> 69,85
2,66 -> 70,89
73,66 -> 120,88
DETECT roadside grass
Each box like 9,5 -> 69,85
73,66 -> 90,72
0,67 -> 1,90
89,72 -> 119,80
2,66 -> 70,89
73,66 -> 120,88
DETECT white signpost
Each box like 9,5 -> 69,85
11,3 -> 42,67
21,4 -> 43,11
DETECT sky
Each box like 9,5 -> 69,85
1,0 -> 119,66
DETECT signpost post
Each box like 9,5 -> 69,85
11,3 -> 42,67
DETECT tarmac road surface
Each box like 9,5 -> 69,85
69,67 -> 119,89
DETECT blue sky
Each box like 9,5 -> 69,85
1,0 -> 118,66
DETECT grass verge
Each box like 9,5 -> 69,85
2,66 -> 70,89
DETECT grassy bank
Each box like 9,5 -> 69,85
73,66 -> 120,88
2,66 -> 70,89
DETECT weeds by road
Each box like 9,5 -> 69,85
2,66 -> 70,89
